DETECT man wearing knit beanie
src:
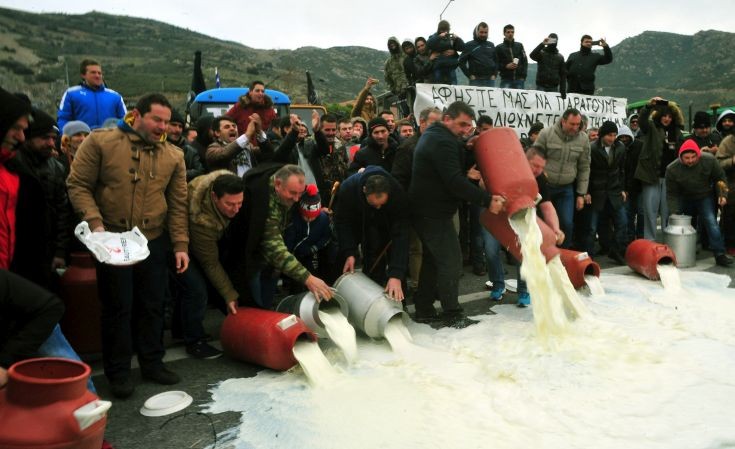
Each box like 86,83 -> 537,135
691,111 -> 721,155
348,116 -> 399,174
585,120 -> 627,264
666,139 -> 732,266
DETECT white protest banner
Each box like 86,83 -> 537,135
413,83 -> 627,137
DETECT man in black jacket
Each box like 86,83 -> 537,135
409,101 -> 505,327
459,22 -> 498,87
566,35 -> 613,95
14,108 -> 72,287
348,117 -> 399,175
167,109 -> 205,181
585,121 -> 628,264
530,33 -> 566,97
495,24 -> 527,89
335,166 -> 409,300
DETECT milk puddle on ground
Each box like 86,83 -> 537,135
584,274 -> 605,296
207,208 -> 735,449
317,308 -> 357,363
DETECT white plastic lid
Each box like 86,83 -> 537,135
140,391 -> 193,417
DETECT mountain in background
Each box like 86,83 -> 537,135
1,7 -> 733,124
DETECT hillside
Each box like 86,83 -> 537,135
0,7 -> 388,113
1,7 -> 733,121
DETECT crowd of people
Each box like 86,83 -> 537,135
2,24 -> 734,415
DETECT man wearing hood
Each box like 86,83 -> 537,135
634,97 -> 685,240
412,37 -> 435,84
459,22 -> 498,87
627,113 -> 641,138
58,59 -> 127,131
385,37 -> 409,115
714,109 -> 735,140
67,93 -> 189,398
566,35 -> 613,95
530,33 -> 566,97
495,24 -> 528,89
666,139 -> 731,266
225,80 -> 278,138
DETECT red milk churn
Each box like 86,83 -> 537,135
220,307 -> 317,371
625,239 -> 677,280
475,127 -> 538,216
480,209 -> 561,263
0,358 -> 111,449
558,249 -> 601,289
58,252 -> 102,355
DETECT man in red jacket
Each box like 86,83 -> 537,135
225,80 -> 278,137
0,87 -> 32,269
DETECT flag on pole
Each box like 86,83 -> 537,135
215,67 -> 221,88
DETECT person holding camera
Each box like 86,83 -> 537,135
633,97 -> 685,240
427,20 -> 465,85
530,33 -> 566,98
566,35 -> 613,95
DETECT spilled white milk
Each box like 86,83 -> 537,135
382,316 -> 414,355
657,263 -> 681,292
291,340 -> 337,387
208,270 -> 735,449
318,308 -> 358,363
584,274 -> 605,296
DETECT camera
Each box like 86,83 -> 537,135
547,37 -> 557,44
655,99 -> 669,106
591,40 -> 601,46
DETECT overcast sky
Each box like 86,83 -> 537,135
2,1 -> 733,57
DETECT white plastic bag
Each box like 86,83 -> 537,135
74,221 -> 150,266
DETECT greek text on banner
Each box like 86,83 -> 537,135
413,83 -> 628,137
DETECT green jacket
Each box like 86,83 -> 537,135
665,153 -> 726,215
188,170 -> 238,304
260,176 -> 310,283
384,37 -> 408,95
634,103 -> 685,185
532,120 -> 591,195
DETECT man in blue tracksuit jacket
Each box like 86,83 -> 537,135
57,59 -> 126,130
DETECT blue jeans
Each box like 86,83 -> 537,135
433,67 -> 457,85
469,78 -> 495,87
500,79 -> 525,89
546,183 -> 575,249
641,179 -> 669,240
481,228 -> 527,294
678,196 -> 726,256
39,325 -> 96,393
590,200 -> 629,254
248,269 -> 279,310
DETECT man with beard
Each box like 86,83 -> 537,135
205,115 -> 260,176
566,35 -> 613,95
530,33 -> 566,97
348,117 -> 399,175
225,80 -> 278,136
689,111 -> 722,155
667,140 -> 732,266
15,109 -> 73,281
167,109 -> 205,181
715,110 -> 735,140
459,22 -> 498,87
413,37 -> 435,84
